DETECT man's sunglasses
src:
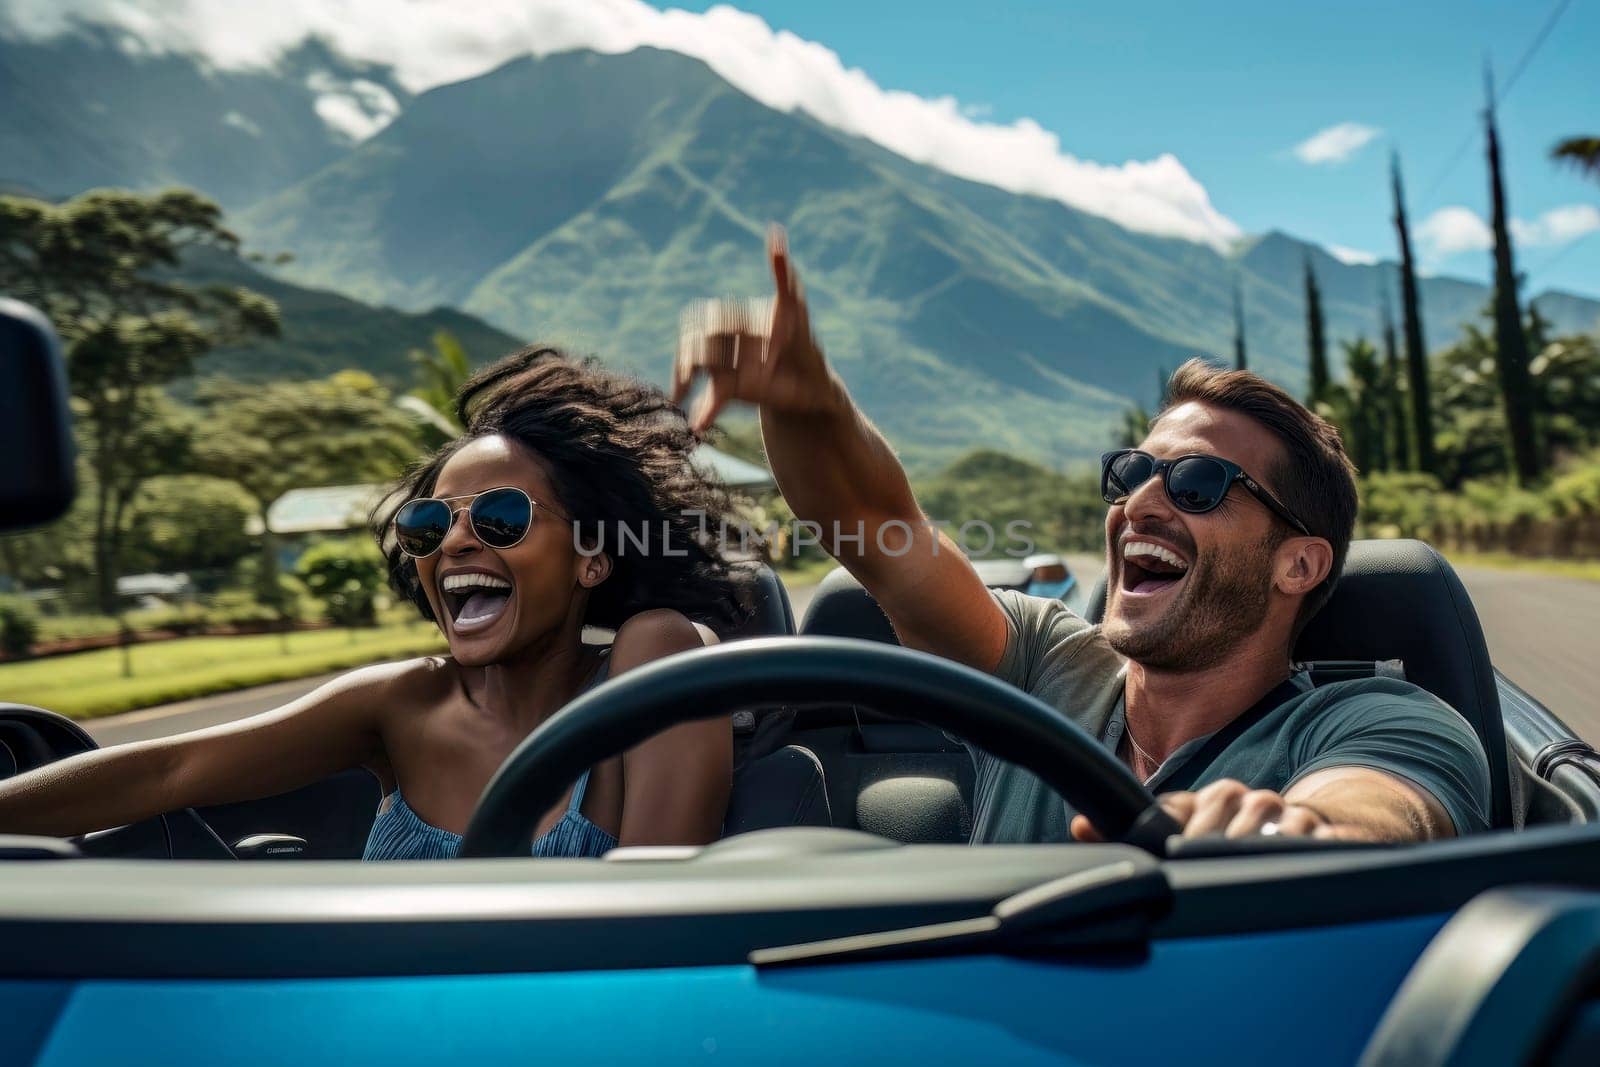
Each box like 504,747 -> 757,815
1100,449 -> 1311,536
392,486 -> 565,559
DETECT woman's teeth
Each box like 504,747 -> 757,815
441,573 -> 511,593
440,574 -> 513,632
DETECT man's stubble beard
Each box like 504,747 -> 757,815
1105,530 -> 1285,672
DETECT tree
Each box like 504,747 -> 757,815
1526,302 -> 1551,359
0,189 -> 279,611
1232,278 -> 1248,371
1303,257 -> 1330,407
192,373 -> 422,612
1433,315 -> 1600,487
1338,338 -> 1388,474
297,538 -> 386,629
1392,153 -> 1438,474
1379,277 -> 1412,471
397,329 -> 473,446
1531,334 -> 1600,464
1551,136 -> 1600,182
1433,323 -> 1514,487
1117,407 -> 1151,449
1484,79 -> 1541,485
125,475 -> 258,576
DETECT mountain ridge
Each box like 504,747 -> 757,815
3,35 -> 1597,464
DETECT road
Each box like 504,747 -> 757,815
85,558 -> 1598,746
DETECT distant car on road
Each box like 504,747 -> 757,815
970,553 -> 1078,602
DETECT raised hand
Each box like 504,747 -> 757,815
671,225 -> 837,435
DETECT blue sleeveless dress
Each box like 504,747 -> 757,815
363,656 -> 618,860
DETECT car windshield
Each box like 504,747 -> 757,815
1,1 -> 1597,871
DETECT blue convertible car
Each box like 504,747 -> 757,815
3,300 -> 1600,1066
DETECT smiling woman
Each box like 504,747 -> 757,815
0,345 -> 753,859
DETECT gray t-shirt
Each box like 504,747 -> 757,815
970,589 -> 1493,842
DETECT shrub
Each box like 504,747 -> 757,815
297,538 -> 386,628
204,591 -> 282,628
125,602 -> 209,637
0,596 -> 40,656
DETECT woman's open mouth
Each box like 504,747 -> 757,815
440,572 -> 513,635
1120,540 -> 1190,597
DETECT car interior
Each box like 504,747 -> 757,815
5,531 -> 1592,864
11,266 -> 1600,1067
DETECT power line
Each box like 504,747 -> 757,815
1500,0 -> 1578,99
1416,0 -> 1578,204
1525,230 -> 1597,282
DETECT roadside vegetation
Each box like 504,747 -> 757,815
0,621 -> 444,720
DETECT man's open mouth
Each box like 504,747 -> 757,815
440,572 -> 513,634
1120,540 -> 1190,596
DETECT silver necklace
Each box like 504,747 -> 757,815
1124,721 -> 1162,774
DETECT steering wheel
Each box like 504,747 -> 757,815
459,637 -> 1181,858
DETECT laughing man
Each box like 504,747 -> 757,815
674,229 -> 1490,843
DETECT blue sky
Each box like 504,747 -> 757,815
677,0 -> 1600,297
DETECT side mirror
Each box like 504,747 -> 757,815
0,298 -> 75,532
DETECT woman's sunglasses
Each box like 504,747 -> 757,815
1100,449 -> 1311,536
392,486 -> 563,559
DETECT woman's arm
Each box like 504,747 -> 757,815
608,609 -> 730,846
0,661 -> 404,838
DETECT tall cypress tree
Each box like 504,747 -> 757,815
1392,152 -> 1437,473
1232,277 -> 1248,370
1304,256 -> 1330,406
1379,275 -> 1412,470
1526,301 -> 1551,356
1485,73 -> 1541,484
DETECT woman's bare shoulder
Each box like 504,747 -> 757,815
610,609 -> 707,673
313,655 -> 458,714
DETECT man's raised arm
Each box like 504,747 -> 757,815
673,227 -> 1008,671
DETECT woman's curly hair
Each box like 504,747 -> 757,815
373,345 -> 754,632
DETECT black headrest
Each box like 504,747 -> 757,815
798,565 -> 898,643
724,561 -> 796,640
1085,539 -> 1509,828
1293,540 -> 1509,827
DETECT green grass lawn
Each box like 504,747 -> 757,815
0,623 -> 447,720
1449,552 -> 1600,583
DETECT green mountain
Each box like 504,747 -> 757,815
0,28 -> 408,210
234,48 -> 1599,463
6,35 -> 1598,465
178,247 -> 521,385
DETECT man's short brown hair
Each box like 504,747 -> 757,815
1156,357 -> 1358,636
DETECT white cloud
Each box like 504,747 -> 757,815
1293,122 -> 1380,165
306,72 -> 402,141
1328,244 -> 1378,266
0,0 -> 1241,247
221,110 -> 261,137
1417,206 -> 1494,258
1511,204 -> 1600,247
1418,203 -> 1600,260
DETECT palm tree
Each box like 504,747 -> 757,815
1551,136 -> 1600,182
397,330 -> 471,444
1339,338 -> 1388,474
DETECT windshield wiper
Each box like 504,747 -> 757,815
750,859 -> 1171,968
